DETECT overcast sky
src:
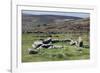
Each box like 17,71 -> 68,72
22,10 -> 90,18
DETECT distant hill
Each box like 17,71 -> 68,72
22,14 -> 89,33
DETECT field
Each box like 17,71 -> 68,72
22,33 -> 90,62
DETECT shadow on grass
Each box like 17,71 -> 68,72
83,45 -> 90,48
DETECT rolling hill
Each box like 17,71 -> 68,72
22,14 -> 90,33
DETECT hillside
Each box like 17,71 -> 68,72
22,14 -> 90,33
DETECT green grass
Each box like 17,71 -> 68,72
22,33 -> 90,62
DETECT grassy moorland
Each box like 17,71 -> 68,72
22,14 -> 90,62
22,33 -> 90,62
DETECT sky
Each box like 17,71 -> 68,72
22,10 -> 90,18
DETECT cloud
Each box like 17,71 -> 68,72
22,10 -> 90,18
